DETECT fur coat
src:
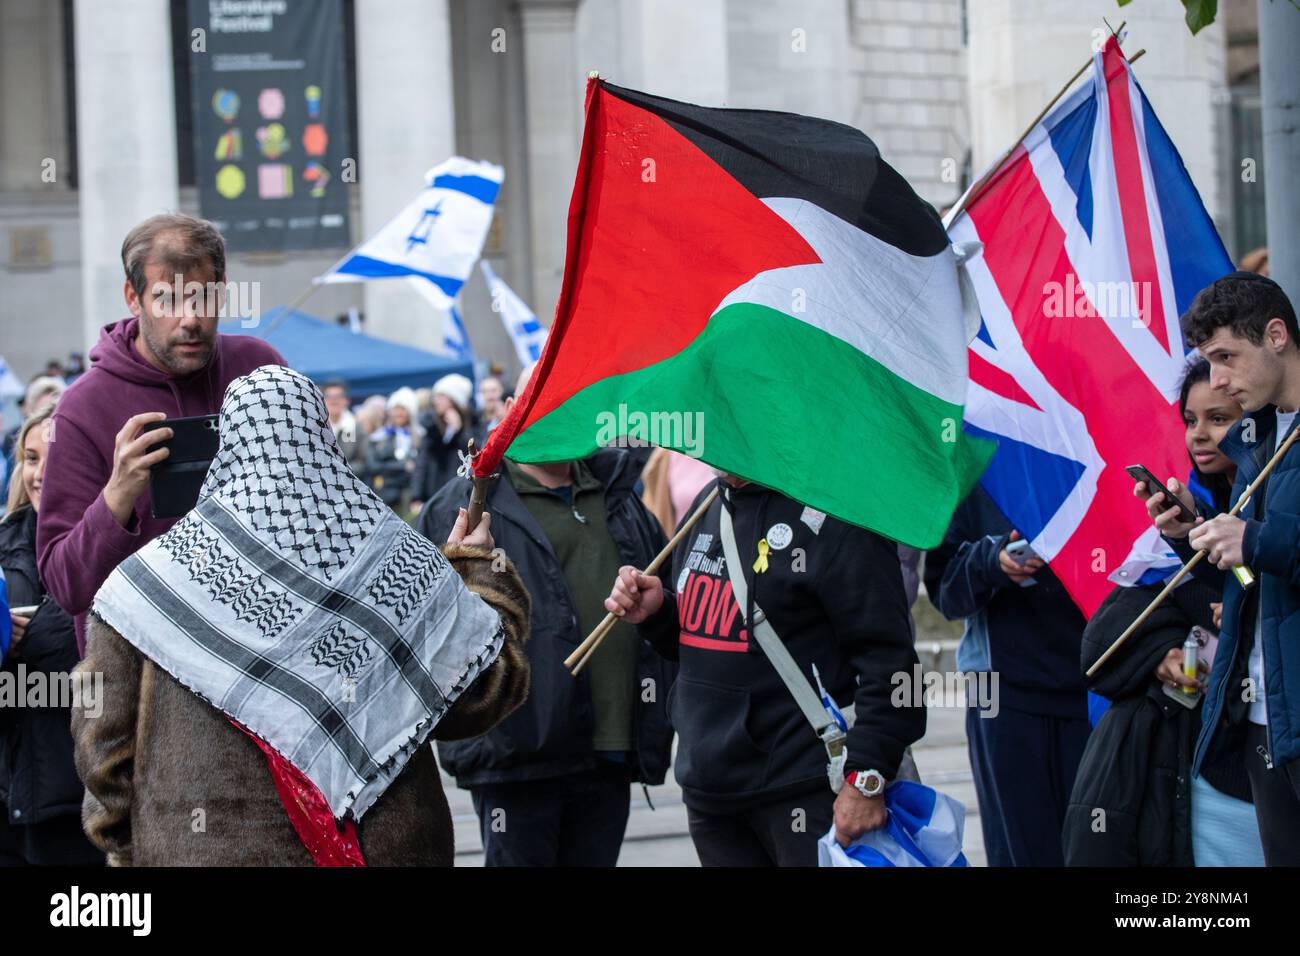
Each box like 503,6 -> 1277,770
71,543 -> 529,866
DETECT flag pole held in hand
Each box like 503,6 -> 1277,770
1087,425 -> 1300,678
566,484 -> 721,675
461,438 -> 496,533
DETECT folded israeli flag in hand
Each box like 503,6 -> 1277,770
818,781 -> 969,867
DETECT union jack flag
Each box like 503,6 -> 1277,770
947,37 -> 1232,616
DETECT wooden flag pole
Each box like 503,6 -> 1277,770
945,47 -> 1145,225
462,439 -> 495,533
565,484 -> 721,675
1087,425 -> 1300,678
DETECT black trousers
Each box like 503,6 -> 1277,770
0,806 -> 104,867
469,763 -> 631,867
1245,723 -> 1300,866
686,788 -> 834,867
966,705 -> 1090,867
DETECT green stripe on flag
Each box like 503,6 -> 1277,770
508,302 -> 995,547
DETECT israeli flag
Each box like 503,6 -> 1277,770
480,261 -> 547,366
812,663 -> 848,732
443,305 -> 473,362
818,781 -> 969,867
317,157 -> 504,310
406,272 -> 476,361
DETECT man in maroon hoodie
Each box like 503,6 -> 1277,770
37,213 -> 284,654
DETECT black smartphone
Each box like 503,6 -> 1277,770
1126,464 -> 1192,523
143,414 -> 220,519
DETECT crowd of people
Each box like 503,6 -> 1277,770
318,371 -> 508,515
1,210 -> 1298,869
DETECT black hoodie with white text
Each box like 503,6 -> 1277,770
637,479 -> 924,813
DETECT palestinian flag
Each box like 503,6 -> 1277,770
476,78 -> 994,548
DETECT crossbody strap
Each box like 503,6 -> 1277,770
717,499 -> 840,740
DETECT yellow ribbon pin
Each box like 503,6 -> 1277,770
753,538 -> 770,573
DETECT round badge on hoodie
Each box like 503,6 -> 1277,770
766,522 -> 793,551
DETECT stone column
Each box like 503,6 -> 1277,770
354,0 -> 457,350
1258,0 -> 1300,301
73,0 -> 179,348
515,0 -> 582,323
0,0 -> 68,192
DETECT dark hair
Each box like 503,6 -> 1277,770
121,213 -> 226,298
1182,271 -> 1298,350
1178,357 -> 1234,513
320,379 -> 349,396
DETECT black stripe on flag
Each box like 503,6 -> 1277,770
601,81 -> 948,258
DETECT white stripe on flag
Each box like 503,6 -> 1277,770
948,214 -> 1105,564
714,198 -> 970,406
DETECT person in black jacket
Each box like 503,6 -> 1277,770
411,374 -> 474,512
1065,358 -> 1262,866
606,474 -> 924,866
418,369 -> 674,867
365,388 -> 422,511
1,403 -> 103,866
1065,579 -> 1257,865
924,484 -> 1089,866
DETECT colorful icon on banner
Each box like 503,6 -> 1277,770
258,163 -> 293,199
215,164 -> 246,199
258,87 -> 285,120
302,123 -> 328,157
214,128 -> 242,161
256,123 -> 289,160
303,161 -> 330,198
304,84 -> 322,119
212,89 -> 240,122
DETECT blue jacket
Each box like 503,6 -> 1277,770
1182,406 -> 1300,774
924,486 -> 1088,718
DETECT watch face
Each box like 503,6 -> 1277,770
857,771 -> 884,797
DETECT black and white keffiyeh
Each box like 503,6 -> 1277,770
94,365 -> 504,820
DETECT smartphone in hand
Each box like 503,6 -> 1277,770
1004,537 -> 1039,588
143,414 -> 220,518
1005,538 -> 1037,565
1126,464 -> 1193,523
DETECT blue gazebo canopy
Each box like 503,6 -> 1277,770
219,307 -> 471,399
